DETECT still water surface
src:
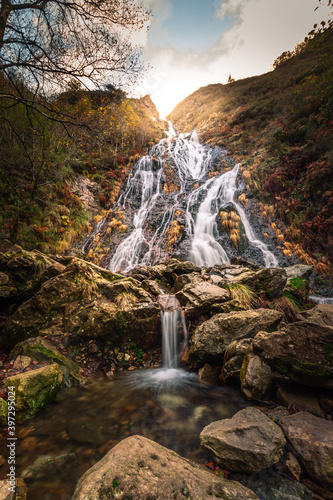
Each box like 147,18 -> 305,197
1,368 -> 249,499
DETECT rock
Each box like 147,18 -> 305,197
21,453 -> 76,481
0,398 -> 8,426
220,339 -> 252,383
282,452 -> 303,482
200,407 -> 286,473
4,364 -> 63,423
211,299 -> 248,315
173,272 -> 202,293
230,468 -> 314,500
240,348 -> 273,400
176,278 -> 229,318
0,478 -> 27,500
189,309 -> 282,367
198,364 -> 221,385
12,356 -> 31,371
252,320 -> 333,389
284,264 -> 313,281
142,279 -> 162,296
72,435 -> 259,500
0,248 -> 65,308
297,303 -> 333,326
164,260 -> 201,279
277,385 -> 326,418
10,337 -> 86,387
239,268 -> 288,299
280,411 -> 333,489
2,258 -> 161,350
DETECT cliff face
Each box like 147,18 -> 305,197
168,28 -> 333,279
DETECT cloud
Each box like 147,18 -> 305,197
136,0 -> 332,119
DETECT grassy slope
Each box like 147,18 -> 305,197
0,85 -> 164,254
168,28 -> 333,277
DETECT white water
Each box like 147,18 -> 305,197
309,295 -> 333,304
105,124 -> 278,272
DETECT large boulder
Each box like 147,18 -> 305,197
280,411 -> 333,489
252,318 -> 333,389
189,309 -> 282,367
9,337 -> 86,387
176,278 -> 229,318
0,246 -> 65,309
4,364 -> 63,423
297,303 -> 333,326
2,259 -> 160,350
200,407 -> 286,473
72,435 -> 259,500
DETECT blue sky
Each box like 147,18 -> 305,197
150,0 -> 232,52
135,0 -> 332,118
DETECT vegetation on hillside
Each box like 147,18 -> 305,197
169,27 -> 333,278
0,79 -> 164,253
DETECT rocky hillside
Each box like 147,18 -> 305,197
168,27 -> 333,280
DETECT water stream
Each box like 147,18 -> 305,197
102,123 -> 278,273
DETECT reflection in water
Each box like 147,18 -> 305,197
0,369 -> 249,499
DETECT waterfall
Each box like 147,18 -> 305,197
100,124 -> 279,272
161,310 -> 181,369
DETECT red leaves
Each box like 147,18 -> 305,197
206,462 -> 230,478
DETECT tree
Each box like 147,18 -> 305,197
0,0 -> 149,98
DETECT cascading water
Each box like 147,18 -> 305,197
85,123 -> 279,272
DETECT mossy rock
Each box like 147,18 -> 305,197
4,364 -> 63,423
10,337 -> 87,387
0,398 -> 8,426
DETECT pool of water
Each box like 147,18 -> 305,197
0,368 -> 249,499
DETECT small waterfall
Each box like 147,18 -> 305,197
158,294 -> 187,371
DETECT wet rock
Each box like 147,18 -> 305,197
284,264 -> 314,281
280,411 -> 333,489
239,267 -> 288,299
4,364 -> 63,423
72,435 -> 259,500
277,384 -> 326,418
240,348 -> 273,400
10,337 -> 86,387
142,279 -> 162,296
220,339 -> 252,383
173,272 -> 202,293
0,398 -> 7,426
230,468 -> 314,500
176,280 -> 229,318
198,364 -> 221,385
200,407 -> 286,473
21,453 -> 76,481
209,264 -> 256,284
164,260 -> 201,278
252,320 -> 333,389
189,309 -> 282,367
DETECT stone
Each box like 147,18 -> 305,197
21,453 -> 76,481
220,339 -> 252,383
200,407 -> 286,473
0,398 -> 8,426
0,248 -> 65,306
230,468 -> 314,500
176,279 -> 229,318
10,337 -> 86,387
141,279 -> 162,297
297,303 -> 333,326
164,260 -> 201,279
12,356 -> 31,371
4,364 -> 63,423
252,320 -> 333,389
2,258 -> 161,350
280,411 -> 333,489
277,384 -> 326,418
0,478 -> 27,500
240,348 -> 273,401
173,272 -> 202,293
198,364 -> 221,385
72,435 -> 259,500
189,309 -> 282,367
239,267 -> 288,299
284,264 -> 313,281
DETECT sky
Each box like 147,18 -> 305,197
131,0 -> 332,118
